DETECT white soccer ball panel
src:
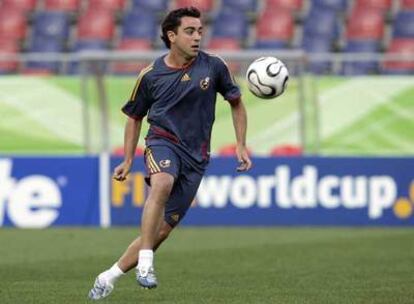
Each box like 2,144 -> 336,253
246,56 -> 289,99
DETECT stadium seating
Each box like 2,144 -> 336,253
255,10 -> 294,48
121,10 -> 157,41
69,40 -> 109,74
342,40 -> 380,75
346,9 -> 385,40
2,0 -> 37,12
25,38 -> 63,73
382,38 -> 414,73
0,8 -> 27,41
131,0 -> 168,12
32,12 -> 70,42
392,11 -> 414,38
353,0 -> 392,11
303,7 -> 339,40
44,0 -> 80,12
211,10 -> 248,40
174,0 -> 214,12
221,0 -> 258,13
77,10 -> 115,41
302,36 -> 332,73
88,0 -> 126,11
311,0 -> 348,11
400,0 -> 414,10
0,38 -> 19,74
207,38 -> 241,73
265,0 -> 304,12
112,39 -> 152,74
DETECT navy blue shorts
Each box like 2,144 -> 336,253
144,145 -> 203,227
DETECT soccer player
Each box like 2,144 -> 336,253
88,6 -> 252,300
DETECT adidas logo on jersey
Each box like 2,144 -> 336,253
181,73 -> 191,82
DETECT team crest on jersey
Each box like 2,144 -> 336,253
200,77 -> 210,90
159,159 -> 171,168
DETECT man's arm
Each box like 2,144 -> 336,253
113,117 -> 143,181
230,98 -> 252,172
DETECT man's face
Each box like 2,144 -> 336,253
169,16 -> 203,59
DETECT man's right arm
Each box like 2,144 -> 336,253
113,117 -> 143,181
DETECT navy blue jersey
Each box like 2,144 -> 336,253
122,51 -> 241,170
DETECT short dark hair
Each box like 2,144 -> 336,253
161,7 -> 201,49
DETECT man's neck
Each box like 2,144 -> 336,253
165,51 -> 194,69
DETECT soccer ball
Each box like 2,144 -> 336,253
246,57 -> 289,99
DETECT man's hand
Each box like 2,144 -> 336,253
236,145 -> 252,172
113,160 -> 132,181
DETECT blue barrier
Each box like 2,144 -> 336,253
1,156 -> 413,227
111,157 -> 414,226
0,157 -> 100,227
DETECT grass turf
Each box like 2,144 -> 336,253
0,228 -> 413,303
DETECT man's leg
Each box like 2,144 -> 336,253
136,172 -> 174,288
118,220 -> 173,272
88,173 -> 174,299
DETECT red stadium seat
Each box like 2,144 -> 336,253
265,0 -> 303,11
2,0 -> 37,12
77,10 -> 115,41
346,9 -> 384,40
401,0 -> 414,10
44,0 -> 80,12
0,38 -> 19,73
353,0 -> 391,11
207,38 -> 241,73
174,0 -> 214,12
87,0 -> 126,11
0,8 -> 27,40
270,145 -> 302,156
112,39 -> 152,74
207,37 -> 241,50
383,39 -> 414,72
256,10 -> 294,42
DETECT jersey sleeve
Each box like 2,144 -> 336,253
214,56 -> 241,104
122,67 -> 153,119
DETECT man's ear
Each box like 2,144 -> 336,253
167,31 -> 176,44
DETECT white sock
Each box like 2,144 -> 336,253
99,262 -> 125,285
137,249 -> 154,274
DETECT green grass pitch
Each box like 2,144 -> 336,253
0,228 -> 413,303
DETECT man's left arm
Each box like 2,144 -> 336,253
230,97 -> 252,172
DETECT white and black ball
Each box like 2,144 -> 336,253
246,56 -> 289,99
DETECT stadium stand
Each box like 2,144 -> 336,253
346,8 -> 385,40
174,0 -> 215,12
88,0 -> 126,11
383,38 -> 414,73
0,38 -> 19,74
131,0 -> 169,12
77,9 -> 115,41
266,0 -> 304,12
121,10 -> 157,41
0,0 -> 412,75
2,0 -> 38,12
44,0 -> 80,12
211,9 -> 249,41
400,0 -> 414,9
255,9 -> 294,49
0,7 -> 28,41
112,39 -> 152,74
342,40 -> 380,75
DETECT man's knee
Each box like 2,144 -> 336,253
151,173 -> 174,196
158,222 -> 173,241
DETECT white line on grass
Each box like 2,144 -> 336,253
249,76 -> 413,154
